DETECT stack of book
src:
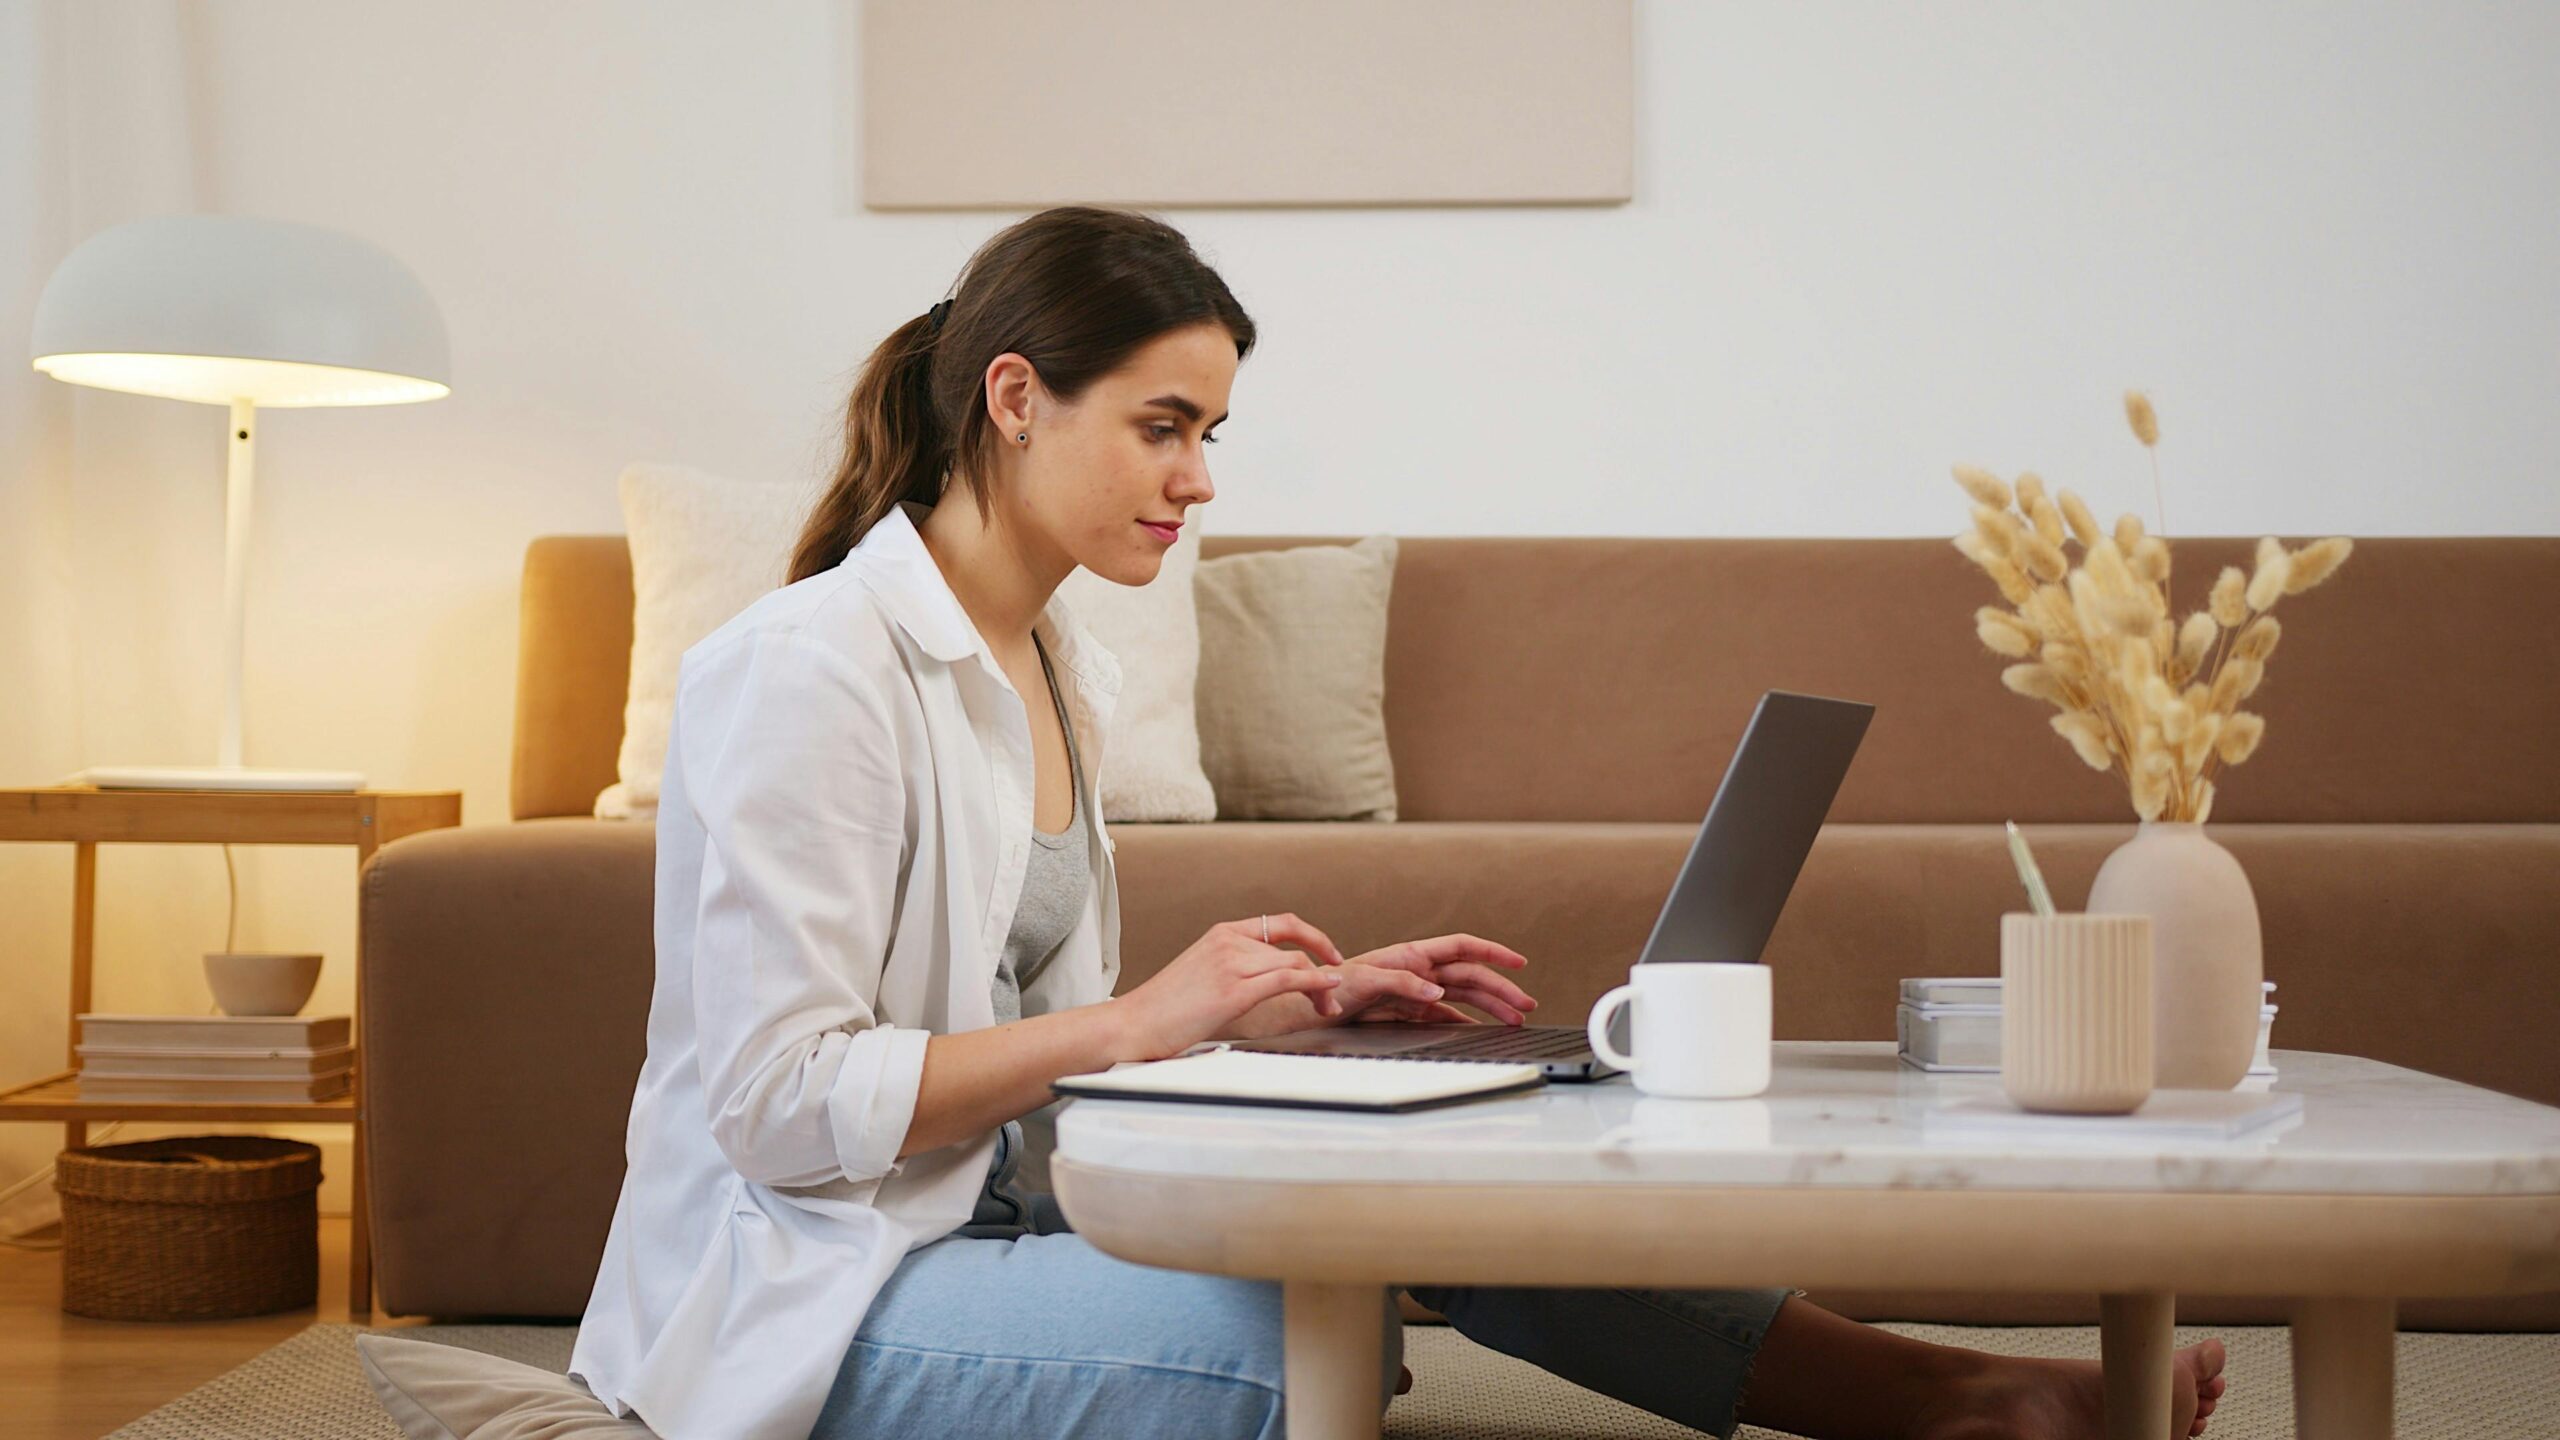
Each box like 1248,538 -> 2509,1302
74,1013 -> 353,1103
1897,979 -> 2276,1077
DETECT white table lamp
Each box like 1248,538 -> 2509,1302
31,215 -> 450,792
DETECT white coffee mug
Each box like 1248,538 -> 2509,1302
1585,961 -> 1772,1098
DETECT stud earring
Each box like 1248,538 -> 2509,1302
1016,432 -> 1028,444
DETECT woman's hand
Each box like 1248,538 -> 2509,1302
1220,933 -> 1541,1040
1111,913 -> 1351,1061
1342,934 -> 1538,1025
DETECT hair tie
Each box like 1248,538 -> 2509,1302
926,298 -> 952,332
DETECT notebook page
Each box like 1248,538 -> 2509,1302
1057,1049 -> 1542,1106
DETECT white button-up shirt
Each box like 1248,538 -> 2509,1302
569,499 -> 1124,1439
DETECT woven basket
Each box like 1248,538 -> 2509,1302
57,1135 -> 321,1320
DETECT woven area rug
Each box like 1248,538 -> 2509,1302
109,1320 -> 2560,1438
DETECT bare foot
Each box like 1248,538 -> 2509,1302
1904,1337 -> 2228,1440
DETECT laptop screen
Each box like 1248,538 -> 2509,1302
1634,690 -> 1873,967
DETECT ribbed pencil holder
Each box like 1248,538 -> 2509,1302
2000,912 -> 2155,1114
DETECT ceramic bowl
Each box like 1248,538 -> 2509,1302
203,951 -> 323,1017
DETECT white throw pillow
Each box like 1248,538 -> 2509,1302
1054,521 -> 1218,822
357,1333 -> 659,1439
1192,536 -> 1400,821
594,462 -> 821,821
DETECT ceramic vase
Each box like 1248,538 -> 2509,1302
2085,821 -> 2262,1090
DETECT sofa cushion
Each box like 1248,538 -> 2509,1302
363,816 -> 2560,1328
358,1333 -> 657,1438
597,462 -> 821,821
513,537 -> 635,821
516,534 -> 2560,825
363,819 -> 655,1317
1105,820 -> 2560,1112
1194,535 -> 1400,819
1199,535 -> 2560,826
1055,520 -> 1218,821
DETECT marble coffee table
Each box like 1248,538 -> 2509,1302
1051,1041 -> 2560,1440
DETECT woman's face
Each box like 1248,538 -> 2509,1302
999,321 -> 1233,587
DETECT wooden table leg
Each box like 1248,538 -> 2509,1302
2292,1297 -> 2394,1439
348,1105 -> 373,1320
350,838 -> 375,1321
66,840 -> 97,1154
2099,1291 -> 2174,1440
1284,1281 -> 1385,1440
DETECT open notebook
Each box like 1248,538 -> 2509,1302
1052,1048 -> 1546,1113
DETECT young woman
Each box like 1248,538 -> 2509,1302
569,206 -> 2230,1440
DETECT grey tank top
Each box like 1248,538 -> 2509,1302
971,635 -> 1089,1228
989,633 -> 1089,1028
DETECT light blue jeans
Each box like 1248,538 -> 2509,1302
810,1123 -> 1802,1439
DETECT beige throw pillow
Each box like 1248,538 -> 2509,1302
357,1333 -> 659,1439
1193,536 -> 1399,821
1054,522 -> 1218,822
596,462 -> 821,820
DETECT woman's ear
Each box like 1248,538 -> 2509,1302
981,352 -> 1040,438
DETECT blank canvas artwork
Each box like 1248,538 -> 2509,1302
849,0 -> 1634,210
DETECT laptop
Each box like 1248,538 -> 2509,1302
1231,689 -> 1875,1080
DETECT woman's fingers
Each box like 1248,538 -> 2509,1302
1308,968 -> 1341,1018
1248,912 -> 1348,968
1398,999 -> 1478,1025
1436,987 -> 1530,1025
1426,961 -> 1539,1012
1255,947 -> 1344,1017
1401,933 -> 1529,970
1348,943 -> 1428,975
1269,907 -> 1351,963
1350,967 -> 1446,1009
1346,950 -> 1540,1015
1244,964 -> 1344,1008
1355,935 -> 1532,980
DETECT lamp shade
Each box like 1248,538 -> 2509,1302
30,215 -> 450,407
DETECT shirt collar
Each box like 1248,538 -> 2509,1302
848,500 -> 1122,698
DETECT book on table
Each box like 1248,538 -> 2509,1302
1054,1048 -> 1545,1113
1896,981 -> 2277,1076
1923,1086 -> 2305,1141
77,1042 -> 354,1078
72,1013 -> 353,1103
73,1069 -> 354,1103
76,1013 -> 350,1050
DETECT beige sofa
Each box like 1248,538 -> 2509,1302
361,531 -> 2560,1330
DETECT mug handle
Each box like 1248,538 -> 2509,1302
1586,984 -> 1639,1073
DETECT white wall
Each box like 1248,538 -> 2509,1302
4,0 -> 2556,1204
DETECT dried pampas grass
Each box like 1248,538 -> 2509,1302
2124,391 -> 2160,447
2286,536 -> 2352,594
1948,393 -> 2353,822
2209,567 -> 2248,627
1953,465 -> 2012,510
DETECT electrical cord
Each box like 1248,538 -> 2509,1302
0,1122 -> 128,1250
1,846 -> 241,1249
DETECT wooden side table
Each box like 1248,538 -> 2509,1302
0,785 -> 462,1317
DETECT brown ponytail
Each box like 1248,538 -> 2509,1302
788,206 -> 1256,584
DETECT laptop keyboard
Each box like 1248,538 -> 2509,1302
1398,1025 -> 1593,1062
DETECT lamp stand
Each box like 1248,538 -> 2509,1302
71,399 -> 366,793
221,395 -> 255,770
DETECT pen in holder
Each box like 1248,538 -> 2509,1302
2000,912 -> 2155,1114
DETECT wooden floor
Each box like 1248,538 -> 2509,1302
2,1216 -> 421,1440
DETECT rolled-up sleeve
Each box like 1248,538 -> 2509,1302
676,625 -> 927,1188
